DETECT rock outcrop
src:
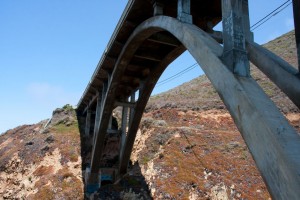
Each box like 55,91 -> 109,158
0,105 -> 84,199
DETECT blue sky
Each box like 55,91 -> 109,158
0,0 -> 295,134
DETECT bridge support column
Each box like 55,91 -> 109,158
118,92 -> 137,175
84,167 -> 101,194
85,109 -> 92,137
92,95 -> 102,146
129,92 -> 136,126
222,0 -> 250,77
177,0 -> 192,24
152,0 -> 164,16
292,0 -> 300,73
119,101 -> 129,165
85,82 -> 109,194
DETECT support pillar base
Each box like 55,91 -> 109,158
177,13 -> 193,24
85,167 -> 101,194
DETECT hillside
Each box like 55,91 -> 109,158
0,105 -> 84,199
0,31 -> 299,199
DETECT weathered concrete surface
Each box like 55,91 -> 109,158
177,0 -> 193,24
85,110 -> 91,137
222,0 -> 250,77
114,16 -> 300,199
247,41 -> 300,109
292,0 -> 300,71
92,96 -> 102,145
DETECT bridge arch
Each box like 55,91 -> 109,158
89,16 -> 300,199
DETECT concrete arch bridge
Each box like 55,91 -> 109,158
76,0 -> 300,199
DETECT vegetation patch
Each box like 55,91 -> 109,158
33,165 -> 54,177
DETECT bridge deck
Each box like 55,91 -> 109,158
77,0 -> 221,113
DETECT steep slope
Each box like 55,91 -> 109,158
0,105 -> 84,199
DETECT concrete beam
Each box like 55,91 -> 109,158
134,52 -> 162,62
208,31 -> 223,44
222,0 -> 250,77
147,32 -> 181,47
108,114 -> 112,129
129,92 -> 136,127
119,104 -> 129,166
292,0 -> 300,72
101,81 -> 108,110
114,101 -> 136,108
107,129 -> 120,134
152,0 -> 164,16
82,94 -> 98,115
90,80 -> 110,174
85,109 -> 92,137
247,41 -> 300,109
92,96 -> 102,146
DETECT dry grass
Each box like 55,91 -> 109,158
33,165 -> 54,177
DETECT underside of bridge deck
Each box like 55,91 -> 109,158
76,0 -> 300,199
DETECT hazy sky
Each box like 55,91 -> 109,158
0,0 -> 295,134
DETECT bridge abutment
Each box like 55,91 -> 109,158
84,167 -> 101,194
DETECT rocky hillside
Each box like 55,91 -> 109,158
0,105 -> 84,199
0,31 -> 299,200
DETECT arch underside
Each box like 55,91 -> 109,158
91,16 -> 300,199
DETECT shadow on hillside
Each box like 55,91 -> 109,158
93,162 -> 152,199
77,115 -> 152,199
